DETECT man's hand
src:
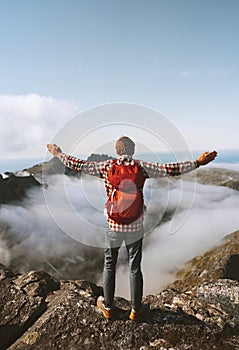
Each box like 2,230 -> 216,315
47,144 -> 62,158
196,151 -> 218,167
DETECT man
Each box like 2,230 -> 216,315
47,137 -> 217,320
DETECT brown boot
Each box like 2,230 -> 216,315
97,296 -> 112,319
129,303 -> 150,321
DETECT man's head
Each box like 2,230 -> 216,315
115,136 -> 135,156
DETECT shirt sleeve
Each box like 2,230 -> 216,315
138,159 -> 197,178
59,153 -> 110,178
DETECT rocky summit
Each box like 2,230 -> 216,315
1,231 -> 239,350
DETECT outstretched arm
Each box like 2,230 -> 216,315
46,143 -> 110,177
47,143 -> 93,174
139,150 -> 218,178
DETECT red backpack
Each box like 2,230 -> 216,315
106,160 -> 145,224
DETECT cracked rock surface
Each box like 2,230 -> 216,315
0,268 -> 238,349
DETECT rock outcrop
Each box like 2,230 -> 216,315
183,167 -> 239,191
0,265 -> 60,350
25,157 -> 80,178
0,174 -> 41,204
1,231 -> 239,350
86,154 -> 114,162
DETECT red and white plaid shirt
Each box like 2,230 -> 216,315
60,153 -> 197,232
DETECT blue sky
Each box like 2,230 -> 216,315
0,0 -> 238,159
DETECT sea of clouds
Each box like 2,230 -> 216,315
0,169 -> 239,299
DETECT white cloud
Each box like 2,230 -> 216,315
162,70 -> 200,78
0,94 -> 78,159
177,70 -> 200,78
209,69 -> 229,77
160,69 -> 230,78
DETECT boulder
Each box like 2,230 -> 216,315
0,270 -> 59,349
146,279 -> 239,333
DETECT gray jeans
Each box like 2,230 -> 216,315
103,229 -> 144,311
